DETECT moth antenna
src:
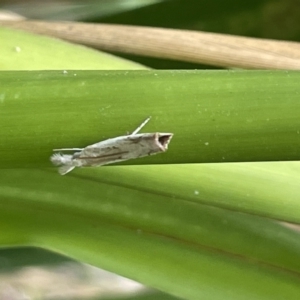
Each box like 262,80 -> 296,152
53,148 -> 83,151
131,116 -> 151,135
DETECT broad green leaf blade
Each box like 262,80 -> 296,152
1,70 -> 300,168
2,166 -> 300,269
111,162 -> 300,224
1,168 -> 300,300
0,27 -> 146,70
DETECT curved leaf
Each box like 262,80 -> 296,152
0,27 -> 146,70
1,167 -> 300,299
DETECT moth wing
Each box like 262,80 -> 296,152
76,137 -> 129,159
78,145 -> 117,157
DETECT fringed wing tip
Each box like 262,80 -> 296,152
50,153 -> 64,166
50,153 -> 75,175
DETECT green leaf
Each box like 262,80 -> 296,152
1,167 -> 300,299
1,70 -> 300,168
0,27 -> 146,70
0,247 -> 73,271
1,24 -> 300,300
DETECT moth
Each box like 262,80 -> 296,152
50,117 -> 173,175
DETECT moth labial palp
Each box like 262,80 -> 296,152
50,117 -> 173,175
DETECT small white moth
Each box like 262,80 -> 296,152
50,117 -> 173,175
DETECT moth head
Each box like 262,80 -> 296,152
156,133 -> 173,151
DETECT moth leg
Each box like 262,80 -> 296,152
58,165 -> 76,175
130,116 -> 151,135
53,148 -> 83,151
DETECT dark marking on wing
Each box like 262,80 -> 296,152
128,136 -> 143,144
77,151 -> 129,160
